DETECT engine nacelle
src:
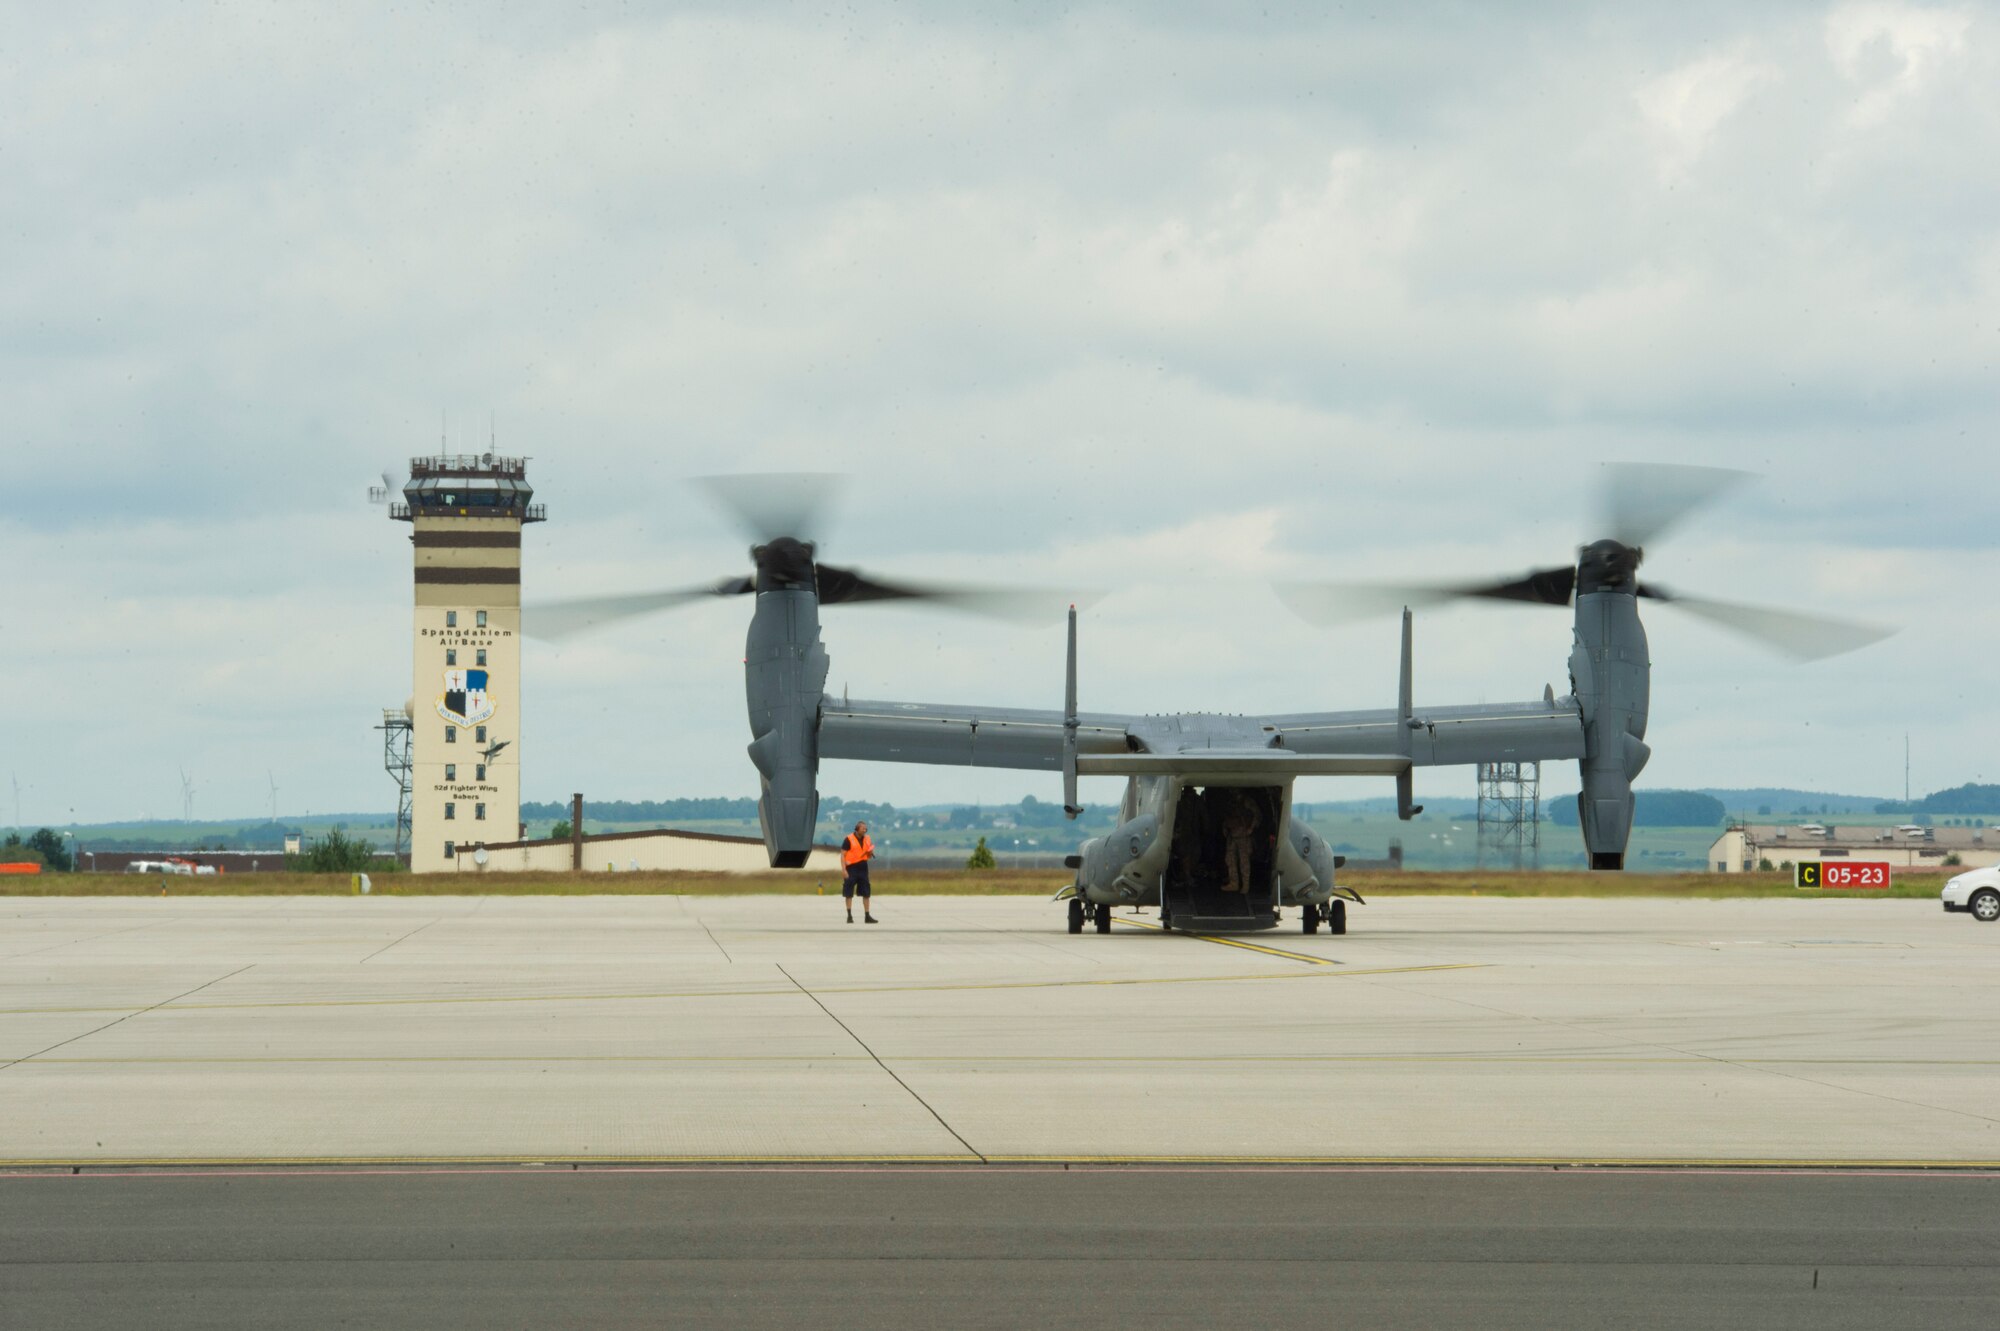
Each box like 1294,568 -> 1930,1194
1281,818 -> 1341,904
1072,813 -> 1163,904
1569,587 -> 1652,870
745,587 -> 827,867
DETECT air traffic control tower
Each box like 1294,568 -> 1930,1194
389,454 -> 544,872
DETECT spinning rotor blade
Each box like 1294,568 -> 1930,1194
1638,586 -> 1892,662
1276,565 -> 1576,626
369,464 -> 408,506
1603,463 -> 1751,549
817,563 -> 1094,622
524,578 -> 754,640
697,473 -> 844,544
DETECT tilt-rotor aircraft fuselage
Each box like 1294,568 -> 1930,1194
743,546 -> 1642,937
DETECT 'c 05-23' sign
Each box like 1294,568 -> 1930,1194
1796,862 -> 1889,889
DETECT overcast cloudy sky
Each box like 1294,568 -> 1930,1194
3,1 -> 1995,826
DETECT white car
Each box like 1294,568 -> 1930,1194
1941,868 -> 2000,922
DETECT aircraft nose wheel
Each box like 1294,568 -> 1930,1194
1094,903 -> 1113,933
1067,898 -> 1085,934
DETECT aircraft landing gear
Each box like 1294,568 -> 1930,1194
1068,898 -> 1085,934
1095,903 -> 1113,934
1302,900 -> 1348,935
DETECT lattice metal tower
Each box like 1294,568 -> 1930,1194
377,707 -> 413,862
1476,761 -> 1541,868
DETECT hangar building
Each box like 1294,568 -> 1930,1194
450,826 -> 841,874
1707,823 -> 2000,873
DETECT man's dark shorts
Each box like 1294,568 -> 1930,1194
842,863 -> 871,899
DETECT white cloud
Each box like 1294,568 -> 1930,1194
1635,47 -> 1779,182
1826,2 -> 1972,126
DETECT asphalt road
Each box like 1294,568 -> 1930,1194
3,1167 -> 1995,1330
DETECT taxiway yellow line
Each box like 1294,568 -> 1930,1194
1111,914 -> 1334,964
5,1154 -> 1999,1171
20,1053 -> 2000,1066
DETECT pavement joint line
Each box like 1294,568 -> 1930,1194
357,917 -> 443,963
0,914 -> 187,962
775,963 -> 986,1162
671,892 -> 735,963
1113,915 -> 1336,964
0,962 -> 1485,1016
0,964 -> 255,1076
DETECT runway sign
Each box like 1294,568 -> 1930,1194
1795,861 -> 1889,889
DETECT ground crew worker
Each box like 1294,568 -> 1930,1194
842,821 -> 877,924
1221,793 -> 1258,895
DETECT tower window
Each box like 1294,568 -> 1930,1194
475,764 -> 486,781
475,803 -> 487,821
476,610 -> 488,628
476,726 -> 487,744
444,840 -> 456,859
445,802 -> 456,821
446,649 -> 457,666
445,727 -> 457,744
445,764 -> 456,782
446,611 -> 458,628
476,649 -> 487,667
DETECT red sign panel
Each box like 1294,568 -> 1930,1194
1796,861 -> 1890,889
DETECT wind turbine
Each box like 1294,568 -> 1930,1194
180,768 -> 196,824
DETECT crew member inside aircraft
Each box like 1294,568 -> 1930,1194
1221,793 -> 1259,895
842,820 -> 877,924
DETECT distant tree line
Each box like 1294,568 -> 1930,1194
522,798 -> 759,822
525,795 -> 1118,832
284,829 -> 393,873
1872,784 -> 2000,816
1549,790 -> 1726,828
68,821 -> 308,853
1,829 -> 73,871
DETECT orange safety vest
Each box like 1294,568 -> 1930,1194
842,833 -> 874,867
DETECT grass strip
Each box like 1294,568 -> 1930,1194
0,868 -> 1955,899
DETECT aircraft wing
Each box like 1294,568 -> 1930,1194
1263,697 -> 1587,768
818,696 -> 1136,772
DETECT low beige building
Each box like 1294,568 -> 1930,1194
1707,823 -> 2000,873
451,827 -> 842,875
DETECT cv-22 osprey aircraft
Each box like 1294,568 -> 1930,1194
530,467 -> 1888,936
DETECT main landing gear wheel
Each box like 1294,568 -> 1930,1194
1067,898 -> 1085,934
1328,899 -> 1347,935
1973,889 -> 2000,923
1095,904 -> 1113,933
